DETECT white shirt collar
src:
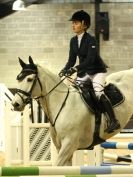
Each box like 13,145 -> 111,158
77,32 -> 84,48
77,32 -> 84,39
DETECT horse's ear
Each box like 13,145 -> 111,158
29,56 -> 34,65
19,58 -> 26,68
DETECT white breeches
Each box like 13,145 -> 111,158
76,73 -> 106,99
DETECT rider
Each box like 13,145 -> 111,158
58,10 -> 120,133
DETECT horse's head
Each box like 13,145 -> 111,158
12,56 -> 42,111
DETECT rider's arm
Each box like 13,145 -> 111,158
64,38 -> 77,70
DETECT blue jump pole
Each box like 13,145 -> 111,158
101,142 -> 133,150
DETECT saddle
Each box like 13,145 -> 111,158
77,82 -> 125,150
81,83 -> 125,113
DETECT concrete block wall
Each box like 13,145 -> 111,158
101,3 -> 133,72
0,2 -> 133,87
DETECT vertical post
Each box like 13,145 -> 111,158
4,102 -> 11,165
95,0 -> 101,54
22,105 -> 30,165
37,101 -> 42,123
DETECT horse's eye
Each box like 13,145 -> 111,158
27,78 -> 33,82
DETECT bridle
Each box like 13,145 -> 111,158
15,68 -> 69,125
16,69 -> 42,105
16,69 -> 68,103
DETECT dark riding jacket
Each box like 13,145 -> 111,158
64,32 -> 108,77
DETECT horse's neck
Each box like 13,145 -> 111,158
38,66 -> 68,120
38,66 -> 67,92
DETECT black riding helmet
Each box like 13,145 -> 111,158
69,10 -> 91,29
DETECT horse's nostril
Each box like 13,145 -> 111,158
14,102 -> 20,108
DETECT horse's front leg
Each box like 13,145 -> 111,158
55,136 -> 78,166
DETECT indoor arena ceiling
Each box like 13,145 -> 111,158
0,0 -> 132,19
0,0 -> 101,19
0,0 -> 41,18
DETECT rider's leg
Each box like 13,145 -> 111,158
92,73 -> 120,133
76,74 -> 99,108
76,74 -> 91,87
99,94 -> 120,133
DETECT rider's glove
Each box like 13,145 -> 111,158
65,67 -> 77,76
58,69 -> 67,77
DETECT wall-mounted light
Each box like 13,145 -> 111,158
97,12 -> 109,41
12,0 -> 26,11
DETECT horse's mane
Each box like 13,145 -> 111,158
36,64 -> 68,91
37,64 -> 56,77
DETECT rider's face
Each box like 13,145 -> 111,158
72,20 -> 86,35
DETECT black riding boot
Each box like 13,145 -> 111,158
100,94 -> 120,133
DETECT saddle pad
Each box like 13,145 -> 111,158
80,83 -> 124,112
104,83 -> 125,107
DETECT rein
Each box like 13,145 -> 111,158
50,89 -> 69,127
35,76 -> 67,99
34,76 -> 69,126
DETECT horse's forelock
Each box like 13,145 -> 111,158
17,68 -> 37,81
17,72 -> 25,81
